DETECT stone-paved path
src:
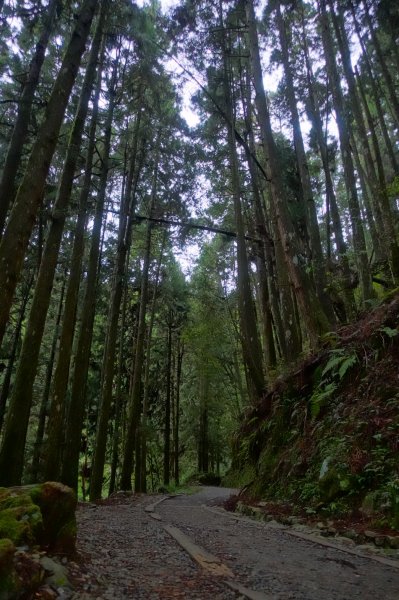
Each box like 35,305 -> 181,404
70,487 -> 399,599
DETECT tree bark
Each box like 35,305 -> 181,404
362,0 -> 399,127
276,3 -> 334,322
219,4 -> 265,400
42,64 -> 103,482
163,321 -> 173,486
330,1 -> 399,279
0,272 -> 34,433
0,0 -> 98,349
120,135 -> 160,491
60,56 -> 117,490
30,272 -> 66,482
318,0 -> 374,302
90,114 -> 143,500
0,10 -> 104,486
0,0 -> 63,235
349,0 -> 399,175
245,0 -> 330,347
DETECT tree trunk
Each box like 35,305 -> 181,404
330,1 -> 399,279
163,322 -> 172,486
120,136 -> 160,491
241,67 -> 277,370
299,4 -> 355,317
0,0 -> 63,235
138,231 -> 167,493
30,272 -> 66,482
318,0 -> 374,302
0,13 -> 104,487
41,68 -> 103,483
363,0 -> 399,127
276,3 -> 334,322
108,254 -> 131,496
174,337 -> 183,486
245,0 -> 330,347
219,6 -> 265,400
0,272 -> 34,433
198,374 -> 209,473
90,114 -> 143,500
349,1 -> 399,175
0,0 -> 98,348
60,56 -> 117,491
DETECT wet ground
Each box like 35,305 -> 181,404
70,486 -> 399,599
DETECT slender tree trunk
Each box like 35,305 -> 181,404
363,0 -> 399,127
0,272 -> 34,433
139,231 -> 167,493
30,272 -> 66,481
42,80 -> 102,483
318,0 -> 374,302
120,136 -> 160,491
0,0 -> 98,349
163,321 -> 172,486
219,8 -> 265,399
245,0 -> 330,347
350,134 -> 383,257
355,69 -> 399,280
330,1 -> 399,278
349,1 -> 399,175
276,3 -> 334,321
0,0 -> 63,235
299,5 -> 355,317
108,254 -> 131,496
0,14 -> 104,486
174,337 -> 183,486
60,58 -> 117,490
90,115 -> 143,500
241,67 -> 276,370
198,374 -> 209,473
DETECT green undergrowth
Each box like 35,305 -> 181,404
225,294 -> 399,529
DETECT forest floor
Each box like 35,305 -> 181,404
48,486 -> 399,599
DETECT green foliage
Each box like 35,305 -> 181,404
310,348 -> 357,418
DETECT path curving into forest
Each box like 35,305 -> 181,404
69,487 -> 399,599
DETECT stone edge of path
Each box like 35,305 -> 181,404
202,505 -> 399,571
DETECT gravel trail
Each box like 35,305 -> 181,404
70,487 -> 399,599
157,487 -> 399,600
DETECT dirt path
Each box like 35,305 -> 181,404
70,487 -> 399,599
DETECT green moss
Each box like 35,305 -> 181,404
54,518 -> 77,555
0,538 -> 17,595
223,464 -> 256,488
0,483 -> 76,553
0,504 -> 43,545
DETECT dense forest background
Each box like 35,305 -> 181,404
0,0 -> 398,500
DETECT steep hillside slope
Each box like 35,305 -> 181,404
226,292 -> 399,529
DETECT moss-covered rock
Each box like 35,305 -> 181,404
0,482 -> 77,554
0,490 -> 43,546
0,538 -> 17,597
0,483 -> 76,598
30,482 -> 77,554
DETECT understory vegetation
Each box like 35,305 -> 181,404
226,292 -> 399,528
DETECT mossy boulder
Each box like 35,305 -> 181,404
30,482 -> 77,554
0,490 -> 43,546
0,538 -> 17,595
0,482 -> 77,554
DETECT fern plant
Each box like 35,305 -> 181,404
310,348 -> 358,418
